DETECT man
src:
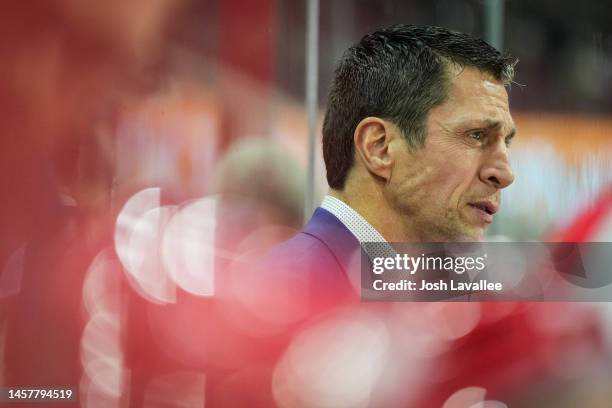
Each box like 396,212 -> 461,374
238,25 -> 600,408
245,26 -> 606,407
262,24 -> 517,303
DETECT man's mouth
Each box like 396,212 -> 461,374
467,201 -> 498,223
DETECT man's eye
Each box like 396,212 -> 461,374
469,131 -> 484,141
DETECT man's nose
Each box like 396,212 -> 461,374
480,144 -> 514,189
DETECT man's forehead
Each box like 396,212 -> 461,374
439,68 -> 513,123
446,66 -> 509,101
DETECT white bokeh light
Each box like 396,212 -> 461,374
125,205 -> 177,303
80,249 -> 128,407
389,302 -> 480,363
80,313 -> 125,396
442,387 -> 508,408
162,197 -> 217,297
470,401 -> 508,408
115,188 -> 160,271
272,309 -> 389,408
443,387 -> 487,408
429,302 -> 481,341
115,188 -> 176,303
82,249 -> 123,318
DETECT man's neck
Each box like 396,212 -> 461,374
328,187 -> 415,242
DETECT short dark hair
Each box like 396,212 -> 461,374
322,24 -> 517,189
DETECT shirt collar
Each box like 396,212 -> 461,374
321,195 -> 386,243
320,195 -> 396,260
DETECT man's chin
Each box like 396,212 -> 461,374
423,229 -> 484,243
451,225 -> 486,242
415,219 -> 485,242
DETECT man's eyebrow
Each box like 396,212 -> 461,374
505,127 -> 517,141
476,120 -> 517,139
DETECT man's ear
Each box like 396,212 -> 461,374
353,117 -> 396,182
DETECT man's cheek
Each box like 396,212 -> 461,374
441,181 -> 468,211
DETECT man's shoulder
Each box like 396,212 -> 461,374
251,207 -> 362,314
265,230 -> 340,270
259,207 -> 361,279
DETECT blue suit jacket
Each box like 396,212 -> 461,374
260,207 -> 361,311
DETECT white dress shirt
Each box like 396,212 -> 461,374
320,195 -> 396,260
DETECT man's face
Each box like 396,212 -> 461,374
387,66 -> 515,241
